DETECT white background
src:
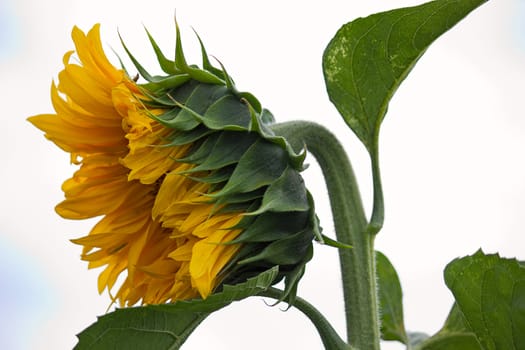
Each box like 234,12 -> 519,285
1,0 -> 524,349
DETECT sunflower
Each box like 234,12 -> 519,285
29,23 -> 317,307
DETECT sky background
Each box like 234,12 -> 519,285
1,0 -> 524,349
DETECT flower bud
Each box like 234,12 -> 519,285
29,23 -> 318,306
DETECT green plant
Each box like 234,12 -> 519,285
31,0 -> 525,349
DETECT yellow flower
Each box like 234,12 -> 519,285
29,24 -> 317,307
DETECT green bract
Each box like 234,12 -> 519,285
120,22 -> 318,304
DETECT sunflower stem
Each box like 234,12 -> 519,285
272,121 -> 381,350
261,288 -> 353,350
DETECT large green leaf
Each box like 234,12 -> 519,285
376,251 -> 408,344
442,251 -> 525,350
440,303 -> 470,333
75,267 -> 279,350
322,0 -> 487,153
415,333 -> 483,350
413,304 -> 482,350
416,251 -> 525,350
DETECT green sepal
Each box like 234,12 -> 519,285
179,131 -> 256,173
137,88 -> 182,109
174,20 -> 224,85
211,188 -> 265,206
319,234 -> 353,250
118,31 -> 158,83
149,104 -> 183,124
176,132 -> 221,164
244,99 -> 266,134
193,28 -> 225,78
157,106 -> 197,131
279,244 -> 313,306
173,95 -> 307,173
188,166 -> 233,184
199,95 -> 252,130
126,24 -> 308,175
143,26 -> 178,75
162,79 -> 203,105
168,96 -> 251,132
248,166 -> 309,215
243,102 -> 301,168
119,32 -> 188,91
211,139 -> 288,198
238,91 -> 262,115
250,112 -> 307,171
158,84 -> 229,131
140,74 -> 190,91
231,211 -> 310,243
214,58 -> 237,93
211,201 -> 254,215
306,191 -> 324,244
200,191 -> 262,217
238,229 -> 314,266
260,108 -> 275,124
161,126 -> 213,147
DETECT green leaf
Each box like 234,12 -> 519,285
376,251 -> 408,344
409,332 -> 430,347
443,250 -> 525,350
441,303 -> 472,333
413,303 -> 482,349
415,333 -> 482,350
75,267 -> 279,350
322,0 -> 487,153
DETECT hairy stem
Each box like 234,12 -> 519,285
272,121 -> 381,350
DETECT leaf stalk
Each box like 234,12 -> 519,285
261,288 -> 353,350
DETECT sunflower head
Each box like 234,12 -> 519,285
29,23 -> 318,306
